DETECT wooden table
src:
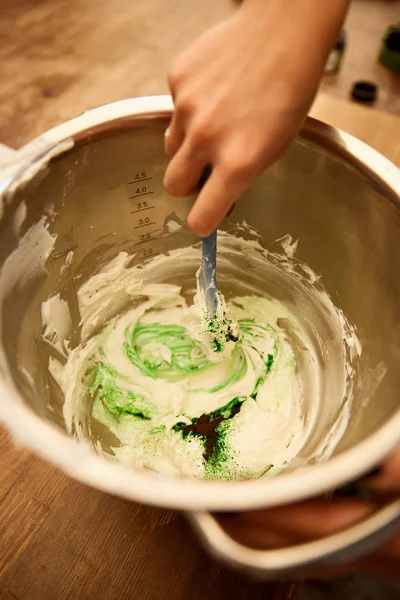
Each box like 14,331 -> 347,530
310,93 -> 400,166
0,1 -> 400,599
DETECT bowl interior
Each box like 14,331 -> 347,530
1,113 -> 400,483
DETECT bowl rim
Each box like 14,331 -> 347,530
0,94 -> 399,511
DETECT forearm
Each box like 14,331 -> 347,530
240,0 -> 350,100
243,0 -> 350,47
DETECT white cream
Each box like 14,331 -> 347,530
55,288 -> 304,480
42,231 -> 362,481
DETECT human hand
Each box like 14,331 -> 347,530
164,0 -> 350,236
218,449 -> 400,580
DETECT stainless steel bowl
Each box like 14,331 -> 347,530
0,96 -> 399,578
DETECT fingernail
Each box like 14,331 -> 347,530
165,128 -> 170,138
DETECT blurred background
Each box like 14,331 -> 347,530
0,0 -> 398,150
321,0 -> 400,113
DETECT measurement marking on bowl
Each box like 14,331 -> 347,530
128,170 -> 155,201
128,175 -> 154,184
131,205 -> 155,214
127,170 -> 163,258
129,191 -> 154,199
133,230 -> 160,244
133,221 -> 156,230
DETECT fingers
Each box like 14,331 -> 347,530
164,135 -> 258,236
219,495 -> 400,581
165,112 -> 185,158
217,451 -> 400,580
244,498 -> 375,540
164,125 -> 257,237
217,515 -> 290,550
219,498 -> 376,550
185,167 -> 246,237
164,118 -> 293,237
221,524 -> 293,551
163,139 -> 207,198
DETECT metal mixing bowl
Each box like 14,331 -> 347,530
0,96 -> 399,578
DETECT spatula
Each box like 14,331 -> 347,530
197,166 -> 218,316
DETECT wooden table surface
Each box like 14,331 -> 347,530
0,1 -> 400,599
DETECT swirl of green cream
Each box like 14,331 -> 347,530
74,291 -> 300,480
86,318 -> 276,423
123,322 -> 209,380
84,360 -> 153,419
